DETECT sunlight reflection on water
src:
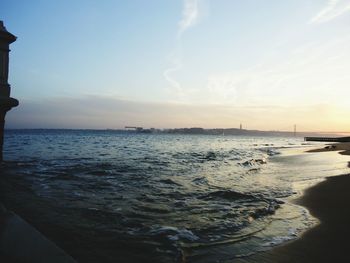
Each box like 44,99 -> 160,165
2,130 -> 349,262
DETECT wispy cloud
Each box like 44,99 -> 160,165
310,0 -> 350,24
203,36 -> 350,107
163,0 -> 202,100
178,0 -> 200,37
163,49 -> 183,97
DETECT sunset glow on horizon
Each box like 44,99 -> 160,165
2,0 -> 350,131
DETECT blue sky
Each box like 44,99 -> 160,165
2,0 -> 350,130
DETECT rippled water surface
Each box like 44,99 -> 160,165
2,130 -> 349,262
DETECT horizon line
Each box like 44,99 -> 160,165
4,127 -> 350,134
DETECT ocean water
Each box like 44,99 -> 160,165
1,130 -> 350,263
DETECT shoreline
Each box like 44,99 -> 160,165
307,141 -> 350,156
239,142 -> 350,262
1,141 -> 349,262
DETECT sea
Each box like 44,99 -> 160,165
1,129 -> 350,263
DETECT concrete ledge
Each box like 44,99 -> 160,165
304,136 -> 350,142
0,205 -> 77,263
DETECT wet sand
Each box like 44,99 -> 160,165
307,141 -> 350,156
239,142 -> 350,262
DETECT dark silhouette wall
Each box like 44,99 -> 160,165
0,21 -> 18,162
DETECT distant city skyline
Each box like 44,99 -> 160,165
2,0 -> 350,131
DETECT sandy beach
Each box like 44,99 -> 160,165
307,142 -> 350,156
238,142 -> 350,262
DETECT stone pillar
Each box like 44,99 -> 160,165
0,21 -> 18,162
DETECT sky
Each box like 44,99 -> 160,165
1,0 -> 350,131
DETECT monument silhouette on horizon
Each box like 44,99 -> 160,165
0,21 -> 18,162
